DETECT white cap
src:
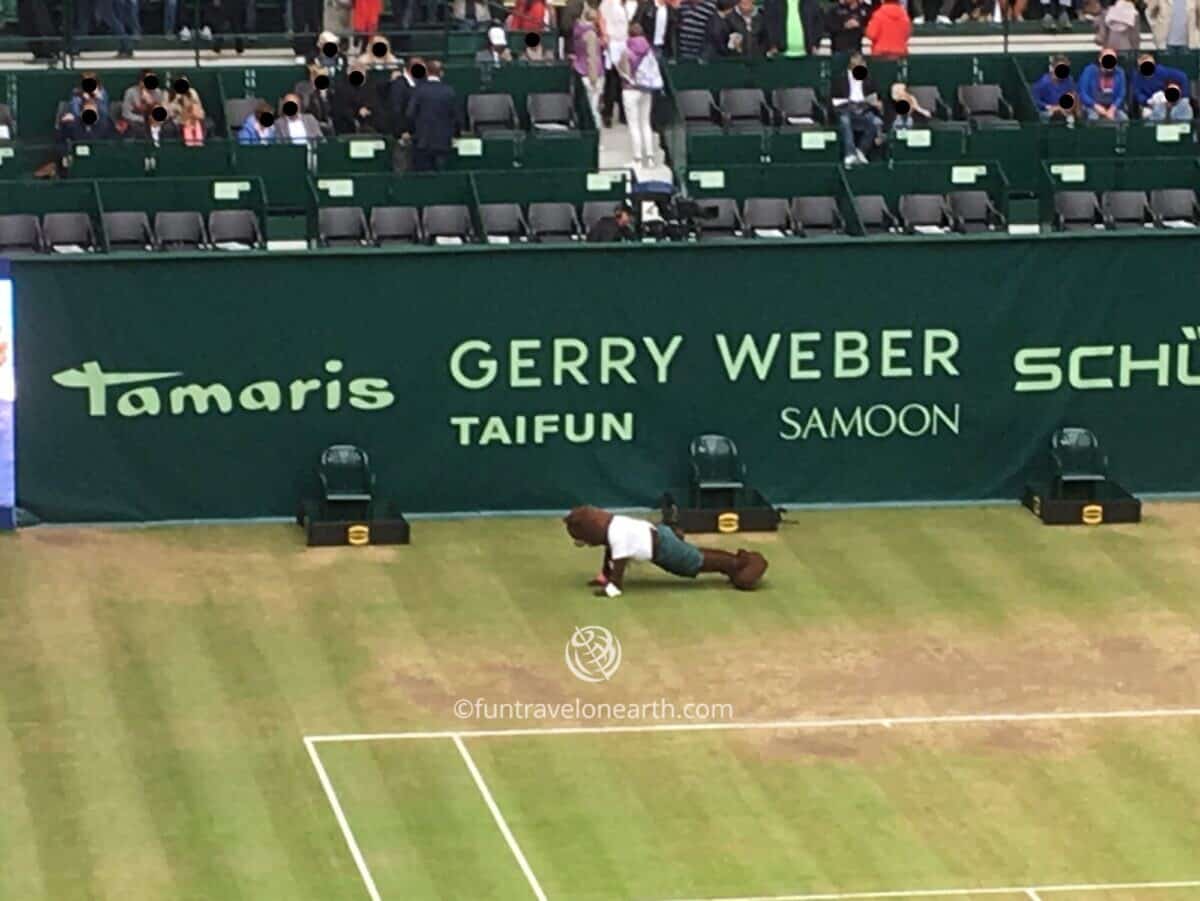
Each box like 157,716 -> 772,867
488,26 -> 506,47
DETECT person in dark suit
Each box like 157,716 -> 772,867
586,203 -> 636,242
703,0 -> 737,59
830,52 -> 883,166
636,0 -> 680,57
407,59 -> 458,172
333,64 -> 386,135
728,0 -> 768,55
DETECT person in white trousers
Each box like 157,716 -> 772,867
618,23 -> 660,166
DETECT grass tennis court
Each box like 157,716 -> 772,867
2,503 -> 1200,899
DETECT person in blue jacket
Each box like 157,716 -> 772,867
1132,52 -> 1192,121
237,103 -> 276,145
1078,48 -> 1129,122
1032,55 -> 1079,122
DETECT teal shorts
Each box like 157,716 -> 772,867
652,523 -> 704,578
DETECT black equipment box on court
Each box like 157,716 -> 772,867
671,488 -> 782,534
299,499 -> 411,547
1022,481 -> 1142,526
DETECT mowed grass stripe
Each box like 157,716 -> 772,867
0,688 -> 47,898
92,597 -> 249,900
0,545 -> 101,899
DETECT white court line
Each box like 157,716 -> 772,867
303,737 -> 382,901
453,735 -> 548,901
305,705 -> 1200,744
669,879 -> 1200,901
1026,891 -> 1042,901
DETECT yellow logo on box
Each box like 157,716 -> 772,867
347,524 -> 370,546
717,512 -> 740,533
1081,504 -> 1104,526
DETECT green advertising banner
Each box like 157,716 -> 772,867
12,234 -> 1200,522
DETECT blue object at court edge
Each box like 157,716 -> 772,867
0,258 -> 15,530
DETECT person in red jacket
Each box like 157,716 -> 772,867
353,0 -> 382,39
508,0 -> 551,32
865,0 -> 911,57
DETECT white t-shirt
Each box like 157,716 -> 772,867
849,77 -> 865,103
654,3 -> 669,46
286,117 -> 309,144
607,515 -> 654,561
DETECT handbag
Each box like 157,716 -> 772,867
634,50 -> 664,91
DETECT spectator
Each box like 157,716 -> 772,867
333,65 -> 385,134
354,0 -> 383,43
291,0 -> 324,57
678,0 -> 718,59
201,0 -> 248,53
407,59 -> 458,171
587,203 -> 636,241
864,0 -> 910,57
1147,0 -> 1200,49
561,0 -> 587,55
307,66 -> 337,135
276,92 -> 323,143
508,0 -> 553,32
1079,48 -> 1129,121
1039,0 -> 1073,31
573,8 -> 606,127
618,22 -> 662,166
1095,0 -> 1140,49
104,0 -> 140,57
167,80 -> 206,126
831,52 -> 882,166
477,25 -> 515,64
178,95 -> 207,145
729,0 -> 768,55
138,107 -> 180,146
826,0 -> 869,53
121,70 -> 166,130
237,102 -> 276,144
358,34 -> 399,68
522,30 -> 557,60
763,0 -> 816,56
57,99 -> 118,154
704,0 -> 737,59
388,59 -> 422,139
886,82 -> 931,130
70,73 -> 110,122
601,0 -> 639,126
452,0 -> 492,27
1032,55 -> 1079,121
637,0 -> 679,57
996,0 -> 1027,23
1134,52 -> 1193,120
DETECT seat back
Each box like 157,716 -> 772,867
698,197 -> 740,233
42,212 -> 95,249
743,197 -> 790,233
102,211 -> 155,250
1102,190 -> 1149,227
581,201 -> 615,232
720,88 -> 765,125
1150,188 -> 1198,221
853,194 -> 894,233
528,91 -> 574,127
1054,191 -> 1099,229
154,211 -> 207,249
468,93 -> 517,133
0,214 -> 42,252
791,196 -> 842,233
319,444 -> 373,501
480,203 -> 527,238
208,209 -> 262,247
676,89 -> 715,124
528,201 -> 579,239
319,206 -> 369,245
948,190 -> 989,222
422,204 -> 473,242
370,206 -> 421,244
773,87 -> 817,122
225,97 -> 265,134
690,433 -> 742,484
1051,427 -> 1107,480
899,193 -> 948,229
958,84 -> 1002,117
909,85 -> 943,115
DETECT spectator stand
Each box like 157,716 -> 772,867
1038,155 -> 1200,231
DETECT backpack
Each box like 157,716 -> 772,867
634,51 -> 664,92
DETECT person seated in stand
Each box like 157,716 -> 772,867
166,80 -> 206,126
132,106 -> 180,144
728,0 -> 769,56
177,94 -> 207,145
333,64 -> 386,135
1032,54 -> 1079,122
885,82 -> 931,132
476,25 -> 514,65
587,203 -> 637,242
306,65 -> 337,136
56,97 -> 118,157
275,92 -> 323,143
1133,52 -> 1192,121
237,101 -> 276,144
831,52 -> 882,166
1079,47 -> 1129,122
120,69 -> 166,131
69,72 -> 111,122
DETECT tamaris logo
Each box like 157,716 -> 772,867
51,359 -> 395,417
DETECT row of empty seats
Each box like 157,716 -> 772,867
1053,189 -> 1200,231
0,210 -> 263,254
680,85 -> 1018,133
693,191 -> 1005,238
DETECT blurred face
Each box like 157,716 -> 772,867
737,0 -> 754,14
616,210 -> 632,227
